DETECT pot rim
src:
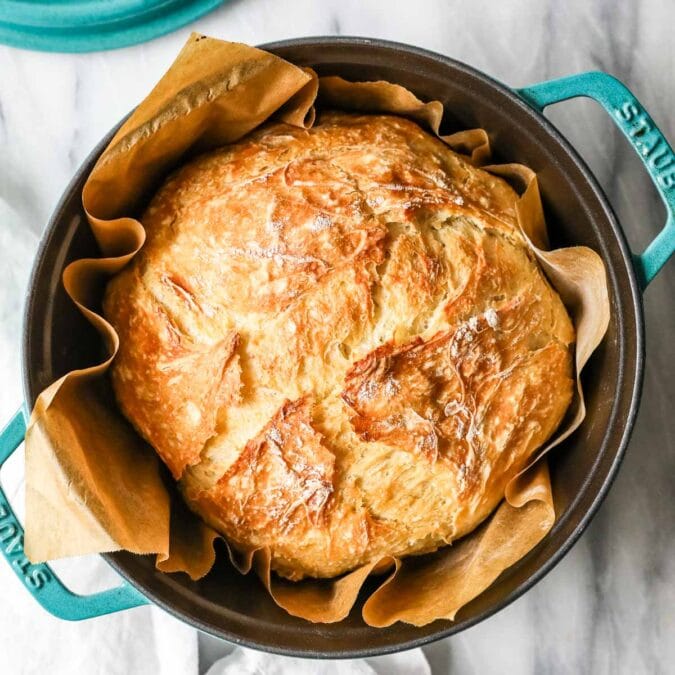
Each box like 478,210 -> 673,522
22,36 -> 646,658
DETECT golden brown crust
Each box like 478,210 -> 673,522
195,398 -> 335,536
342,300 -> 572,502
104,267 -> 241,479
104,112 -> 575,579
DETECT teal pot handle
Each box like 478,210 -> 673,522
0,409 -> 148,620
517,71 -> 675,288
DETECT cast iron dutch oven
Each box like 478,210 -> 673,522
1,38 -> 674,657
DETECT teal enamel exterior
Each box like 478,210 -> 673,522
517,72 -> 675,288
0,409 -> 149,619
0,0 -> 223,53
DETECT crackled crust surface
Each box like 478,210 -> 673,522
103,112 -> 574,580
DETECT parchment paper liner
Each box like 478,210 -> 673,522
24,35 -> 609,627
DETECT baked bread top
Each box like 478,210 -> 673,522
104,112 -> 574,580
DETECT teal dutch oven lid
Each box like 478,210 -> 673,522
0,0 -> 223,53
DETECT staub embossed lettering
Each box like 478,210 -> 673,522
616,101 -> 675,190
0,501 -> 51,589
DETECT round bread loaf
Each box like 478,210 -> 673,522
104,112 -> 574,580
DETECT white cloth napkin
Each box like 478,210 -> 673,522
205,647 -> 431,675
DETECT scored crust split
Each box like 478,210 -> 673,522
103,111 -> 575,581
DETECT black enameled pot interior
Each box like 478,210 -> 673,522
22,38 -> 644,657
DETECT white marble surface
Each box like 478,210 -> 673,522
1,1 -> 674,673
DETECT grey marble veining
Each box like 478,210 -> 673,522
1,1 -> 674,673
